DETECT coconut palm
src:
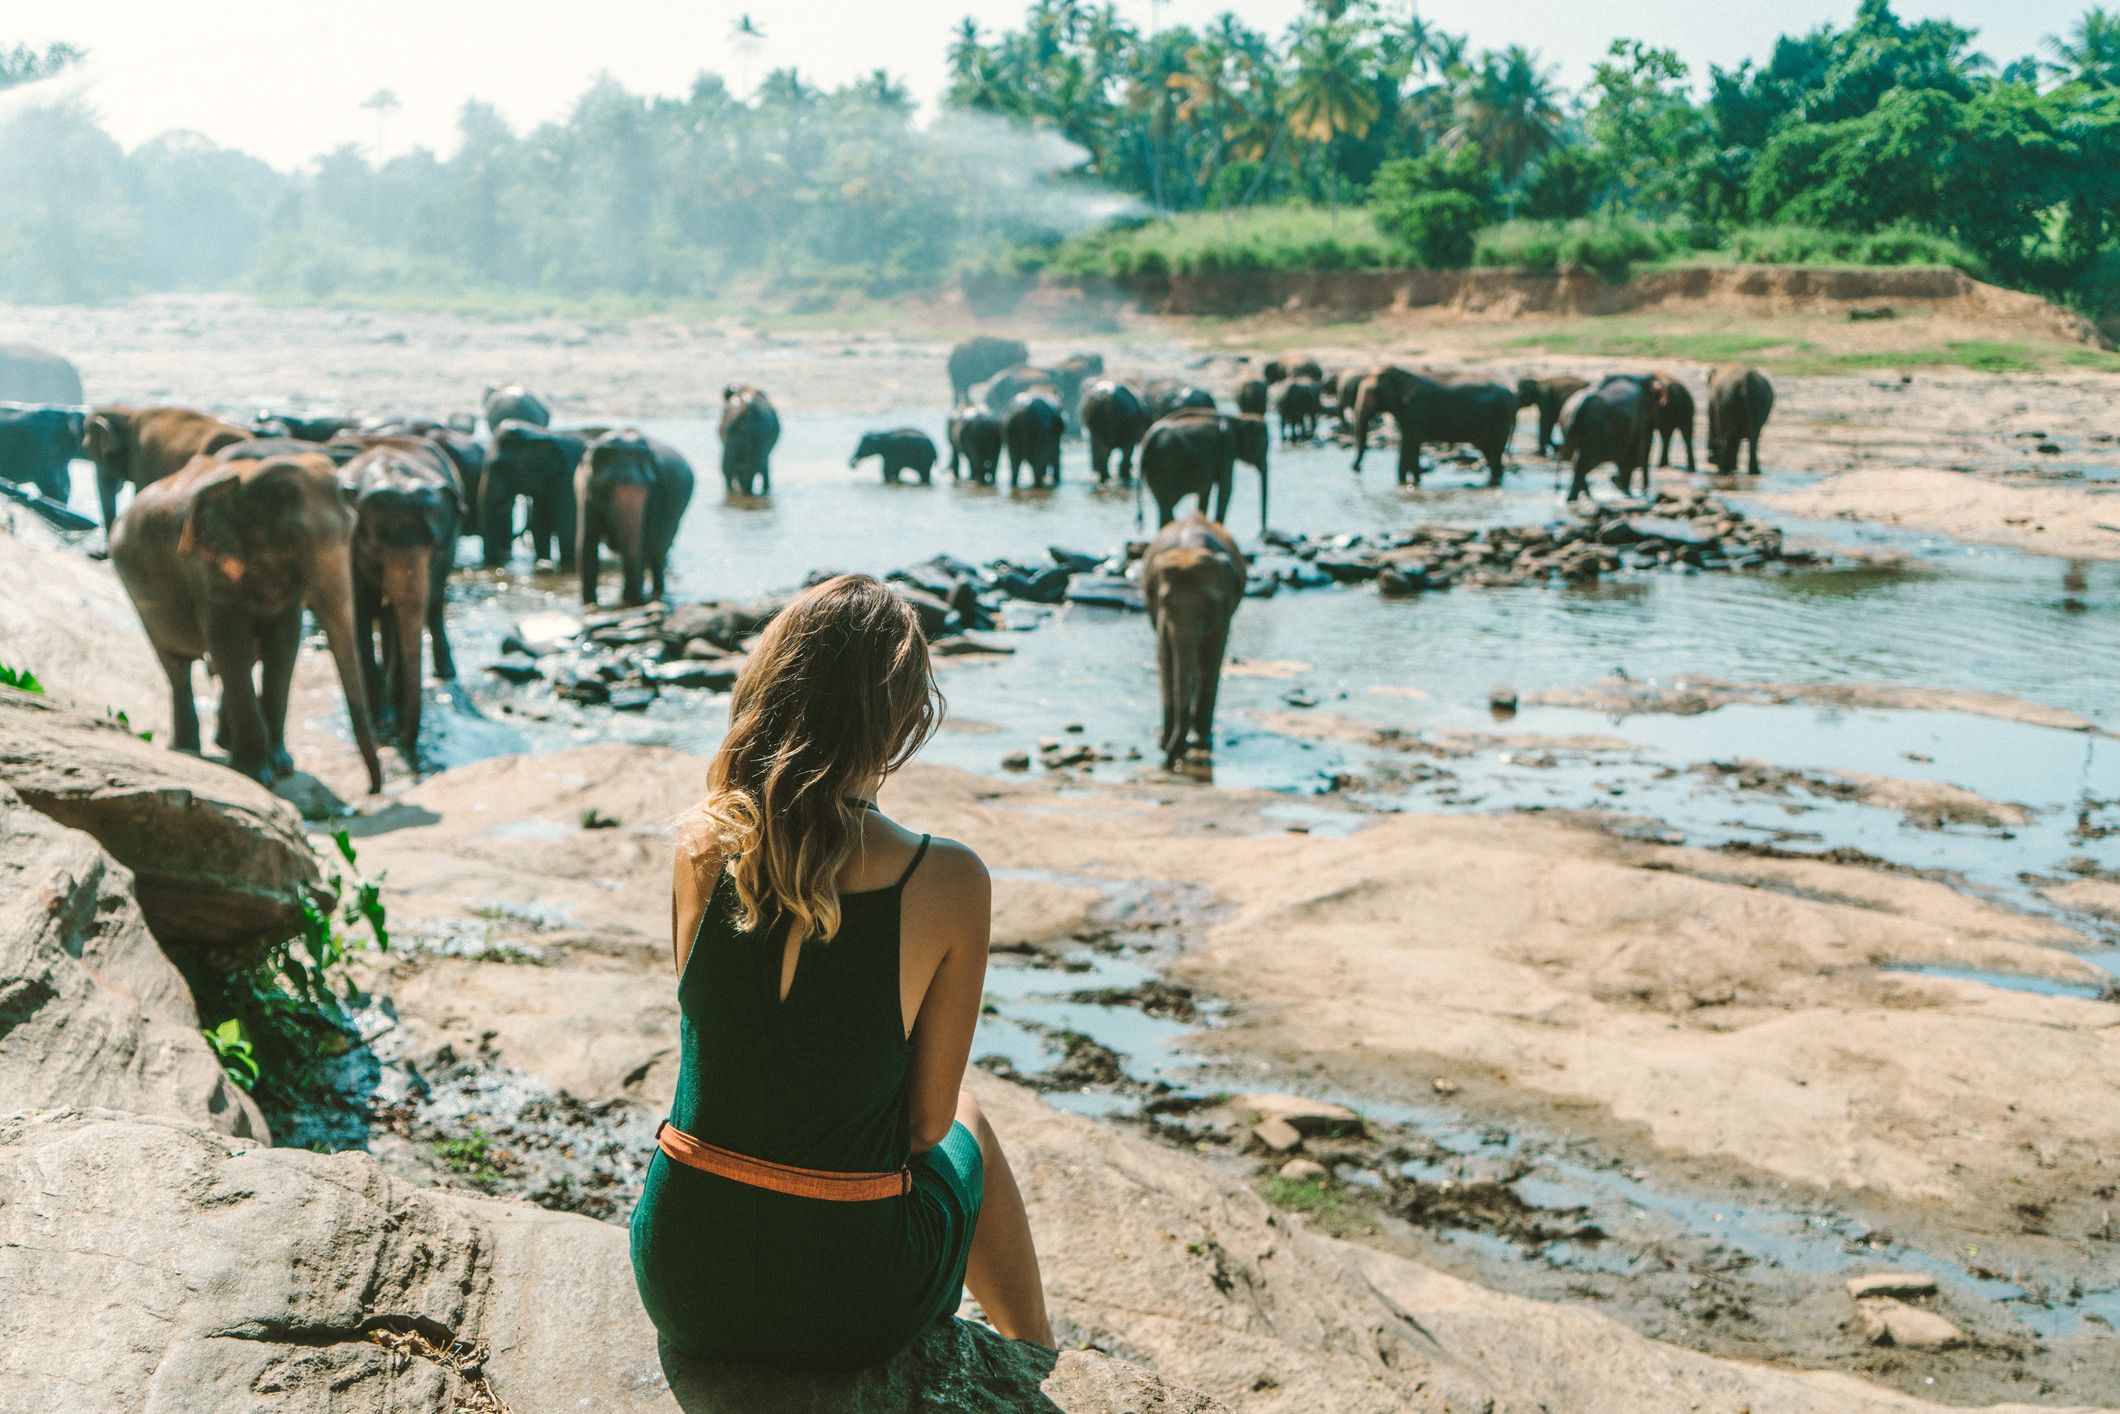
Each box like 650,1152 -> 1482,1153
2046,7 -> 2120,87
1444,45 -> 1562,183
1284,15 -> 1381,205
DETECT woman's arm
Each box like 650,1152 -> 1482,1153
903,839 -> 992,1151
671,821 -> 719,978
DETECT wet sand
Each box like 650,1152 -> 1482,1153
4,293 -> 2118,1408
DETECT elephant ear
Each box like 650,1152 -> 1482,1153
84,412 -> 119,465
175,464 -> 245,569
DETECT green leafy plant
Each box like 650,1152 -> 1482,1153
0,663 -> 44,695
194,831 -> 390,1100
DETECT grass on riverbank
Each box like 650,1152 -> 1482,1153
1501,324 -> 2120,376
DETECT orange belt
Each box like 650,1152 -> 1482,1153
656,1121 -> 912,1202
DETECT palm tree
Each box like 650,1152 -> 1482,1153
1444,45 -> 1562,184
2046,7 -> 2120,87
1284,16 -> 1381,206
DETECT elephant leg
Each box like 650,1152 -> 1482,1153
1681,427 -> 1696,473
96,465 -> 124,535
1155,622 -> 1182,768
427,571 -> 457,682
578,508 -> 602,606
480,482 -> 512,568
1193,619 -> 1229,758
554,488 -> 578,570
258,606 -> 300,779
1748,433 -> 1762,476
1566,457 -> 1590,502
158,650 -> 201,754
206,618 -> 272,783
1485,443 -> 1506,487
354,574 -> 387,727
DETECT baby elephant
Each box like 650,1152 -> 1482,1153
851,428 -> 938,485
1142,515 -> 1247,772
948,406 -> 1003,484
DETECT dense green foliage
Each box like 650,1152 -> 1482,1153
4,5 -> 2120,312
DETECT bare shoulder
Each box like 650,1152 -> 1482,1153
910,835 -> 990,903
673,814 -> 723,887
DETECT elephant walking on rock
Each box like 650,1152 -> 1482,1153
110,453 -> 383,793
0,406 -> 84,503
720,386 -> 779,497
1558,374 -> 1667,502
1142,515 -> 1246,771
1139,410 -> 1269,531
577,430 -> 695,607
85,406 -> 250,534
345,439 -> 464,766
1708,365 -> 1775,475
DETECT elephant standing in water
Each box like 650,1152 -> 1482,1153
947,406 -> 1002,484
1558,374 -> 1667,501
1276,379 -> 1322,441
1708,365 -> 1775,474
0,406 -> 84,502
483,421 -> 596,567
948,336 -> 1029,404
0,343 -> 83,404
84,406 -> 250,533
344,439 -> 464,765
110,452 -> 383,793
1003,391 -> 1063,490
1654,374 -> 1697,470
483,384 -> 551,430
1235,377 -> 1268,416
1142,515 -> 1246,772
1515,375 -> 1588,458
1138,410 -> 1269,530
720,385 -> 779,496
1079,379 -> 1148,484
577,429 -> 696,607
1360,368 -> 1517,486
851,428 -> 938,485
1142,378 -> 1215,422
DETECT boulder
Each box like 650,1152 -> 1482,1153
660,601 -> 757,654
0,516 -> 167,732
1857,1298 -> 1967,1350
0,1108 -> 1218,1414
1229,1092 -> 1365,1138
0,785 -> 263,1139
0,688 -> 321,961
506,610 -> 585,657
1845,1272 -> 1939,1301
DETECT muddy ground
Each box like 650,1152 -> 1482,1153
4,293 -> 2117,1410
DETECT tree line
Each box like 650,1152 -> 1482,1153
2,2 -> 2118,312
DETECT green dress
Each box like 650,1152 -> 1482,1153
629,837 -> 985,1370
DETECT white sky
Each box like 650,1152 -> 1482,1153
13,0 -> 2078,170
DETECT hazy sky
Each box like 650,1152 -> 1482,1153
14,0 -> 2078,170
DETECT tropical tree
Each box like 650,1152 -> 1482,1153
2047,7 -> 2120,88
1284,15 -> 1381,205
1444,46 -> 1563,185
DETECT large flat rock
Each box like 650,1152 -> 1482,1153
0,784 -> 262,1138
0,1108 -> 1217,1414
0,687 -> 320,959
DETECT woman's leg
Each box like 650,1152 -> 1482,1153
956,1090 -> 1055,1347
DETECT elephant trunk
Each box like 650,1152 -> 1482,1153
380,544 -> 432,763
607,482 -> 650,606
1257,446 -> 1270,533
311,546 -> 385,793
1163,614 -> 1203,768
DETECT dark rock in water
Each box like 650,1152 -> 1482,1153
946,580 -> 994,631
994,563 -> 1074,604
890,584 -> 954,640
661,602 -> 755,654
587,622 -> 661,648
271,771 -> 350,823
1243,574 -> 1280,599
1488,685 -> 1519,716
1062,574 -> 1144,611
651,659 -> 742,691
507,610 -> 583,657
1315,555 -> 1381,583
486,659 -> 543,684
932,635 -> 1015,657
891,564 -> 962,601
1378,564 -> 1428,598
555,676 -> 610,705
607,687 -> 657,713
1048,545 -> 1103,573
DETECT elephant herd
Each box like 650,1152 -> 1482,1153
0,361 -> 800,792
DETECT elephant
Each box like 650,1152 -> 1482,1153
1138,410 -> 1269,530
109,452 -> 382,794
1558,374 -> 1667,501
1361,368 -> 1517,487
347,418 -> 487,511
720,385 -> 780,497
1141,515 -> 1246,772
344,439 -> 464,765
577,429 -> 696,608
1261,356 -> 1321,386
253,412 -> 355,443
1707,365 -> 1775,475
1002,391 -> 1063,490
1142,378 -> 1216,423
947,406 -> 1003,484
1235,377 -> 1268,416
223,436 -> 362,467
484,421 -> 597,567
851,428 -> 938,485
1654,374 -> 1697,471
1515,375 -> 1588,458
84,406 -> 251,533
0,344 -> 83,405
483,384 -> 551,431
948,336 -> 1029,404
1332,368 -> 1371,428
1079,379 -> 1149,484
1276,379 -> 1322,442
0,405 -> 84,502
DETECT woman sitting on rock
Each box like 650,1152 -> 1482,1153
632,573 -> 1054,1368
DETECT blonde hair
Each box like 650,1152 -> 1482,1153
694,574 -> 942,942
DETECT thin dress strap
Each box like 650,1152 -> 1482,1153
895,835 -> 931,890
